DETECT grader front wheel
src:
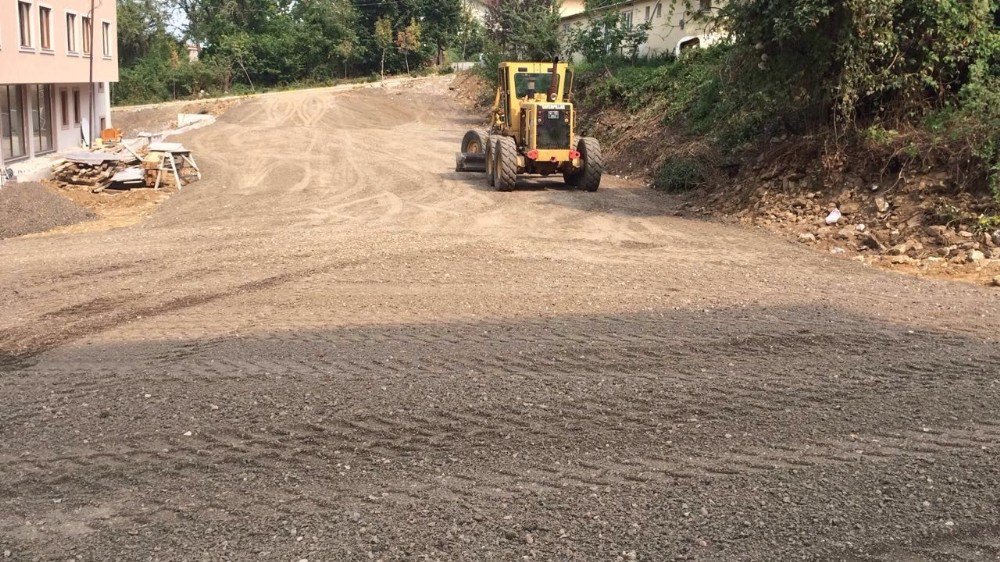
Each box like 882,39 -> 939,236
462,130 -> 488,154
456,130 -> 490,172
566,136 -> 603,192
486,137 -> 497,186
493,136 -> 518,192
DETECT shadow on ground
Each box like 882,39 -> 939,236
2,305 -> 999,559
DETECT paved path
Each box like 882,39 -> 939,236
2,76 -> 999,559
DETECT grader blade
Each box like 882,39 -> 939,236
455,152 -> 487,173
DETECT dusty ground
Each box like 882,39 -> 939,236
2,76 -> 1000,560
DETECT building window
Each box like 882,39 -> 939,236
60,89 -> 69,127
102,22 -> 111,56
39,6 -> 51,50
18,1 -> 33,48
82,16 -> 92,54
66,13 -> 76,52
2,85 -> 28,161
72,89 -> 81,125
698,0 -> 711,12
621,10 -> 632,29
654,3 -> 661,17
30,84 -> 53,154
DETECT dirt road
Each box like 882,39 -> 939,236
2,76 -> 1000,560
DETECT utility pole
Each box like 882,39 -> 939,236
88,0 -> 96,146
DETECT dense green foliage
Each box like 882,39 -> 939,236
483,0 -> 563,64
573,0 -> 1000,198
720,0 -> 1000,121
566,11 -> 651,63
114,0 -> 483,104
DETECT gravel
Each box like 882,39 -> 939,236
0,181 -> 94,239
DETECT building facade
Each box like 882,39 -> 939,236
1,0 -> 118,169
562,0 -> 721,60
464,0 -> 585,26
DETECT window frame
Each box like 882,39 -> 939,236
101,20 -> 111,57
81,15 -> 92,55
621,10 -> 633,29
60,88 -> 70,129
65,10 -> 78,54
18,0 -> 34,50
72,88 -> 81,126
38,4 -> 52,51
2,84 -> 29,162
30,84 -> 55,155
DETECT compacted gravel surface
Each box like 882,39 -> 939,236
2,77 -> 999,560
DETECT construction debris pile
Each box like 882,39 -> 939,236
52,152 -> 134,193
51,130 -> 201,193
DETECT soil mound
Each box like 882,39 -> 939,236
0,181 -> 95,239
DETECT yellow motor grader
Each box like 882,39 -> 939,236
455,59 -> 603,192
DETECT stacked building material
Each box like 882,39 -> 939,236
51,150 -> 138,192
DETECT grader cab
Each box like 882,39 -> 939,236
455,60 -> 604,192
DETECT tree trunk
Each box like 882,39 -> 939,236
381,50 -> 386,81
404,52 -> 409,73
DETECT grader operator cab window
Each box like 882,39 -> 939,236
514,73 -> 559,99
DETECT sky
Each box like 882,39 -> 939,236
166,2 -> 188,38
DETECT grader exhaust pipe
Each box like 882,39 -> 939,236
546,57 -> 559,101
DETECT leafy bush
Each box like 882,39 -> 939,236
567,12 -> 652,63
654,157 -> 709,191
571,0 -> 1000,198
718,0 -> 1000,122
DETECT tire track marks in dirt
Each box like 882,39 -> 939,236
3,77 -> 1000,559
0,259 -> 364,365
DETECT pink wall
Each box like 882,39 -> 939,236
0,0 -> 118,84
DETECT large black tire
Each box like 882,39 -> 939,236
486,137 -> 497,186
493,136 -> 517,192
563,135 -> 583,187
576,137 -> 604,192
461,129 -> 489,154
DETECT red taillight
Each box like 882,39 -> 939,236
569,150 -> 581,159
526,149 -> 539,160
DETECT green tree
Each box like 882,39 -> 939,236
294,0 -> 363,79
375,16 -> 395,79
420,0 -> 462,65
116,0 -> 171,67
396,18 -> 423,73
568,10 -> 651,62
455,4 -> 486,60
485,0 -> 563,61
